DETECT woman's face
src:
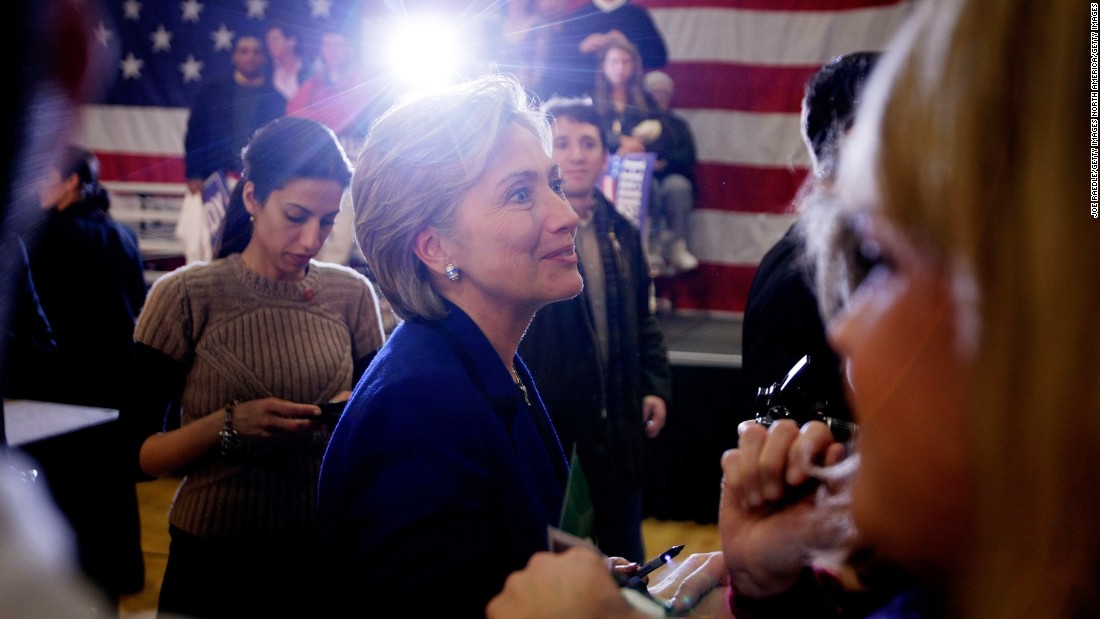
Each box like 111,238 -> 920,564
264,28 -> 295,62
37,167 -> 70,209
827,212 -> 974,576
243,178 -> 344,281
319,32 -> 353,71
602,47 -> 635,88
439,123 -> 582,320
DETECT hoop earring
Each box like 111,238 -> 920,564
445,263 -> 461,282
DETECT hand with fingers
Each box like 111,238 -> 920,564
229,396 -> 324,439
487,547 -> 642,619
647,550 -> 733,618
719,419 -> 857,599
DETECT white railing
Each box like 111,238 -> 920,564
104,181 -> 188,284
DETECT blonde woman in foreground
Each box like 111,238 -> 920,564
488,0 -> 1099,617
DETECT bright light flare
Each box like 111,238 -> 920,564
384,16 -> 468,91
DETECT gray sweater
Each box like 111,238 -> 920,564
134,253 -> 384,541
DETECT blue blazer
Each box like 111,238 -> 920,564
318,303 -> 567,616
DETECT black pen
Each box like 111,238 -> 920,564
616,545 -> 682,589
632,544 -> 685,580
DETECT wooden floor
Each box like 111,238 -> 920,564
119,475 -> 720,617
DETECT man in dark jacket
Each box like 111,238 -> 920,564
183,32 -> 286,195
520,97 -> 671,563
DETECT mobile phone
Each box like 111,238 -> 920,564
318,400 -> 347,425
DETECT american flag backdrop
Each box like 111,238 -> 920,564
78,0 -> 914,314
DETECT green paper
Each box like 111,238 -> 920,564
558,446 -> 595,541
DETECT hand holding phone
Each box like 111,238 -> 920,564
318,400 -> 347,425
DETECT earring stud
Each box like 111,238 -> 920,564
445,263 -> 460,282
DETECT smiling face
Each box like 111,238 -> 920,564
550,117 -> 608,219
434,122 -> 582,321
241,178 -> 344,281
826,213 -> 974,577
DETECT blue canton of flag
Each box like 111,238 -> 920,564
99,0 -> 346,109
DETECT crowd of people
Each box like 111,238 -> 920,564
1,0 -> 1097,618
179,0 -> 700,279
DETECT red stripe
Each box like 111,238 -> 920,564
664,63 -> 819,113
639,0 -> 901,11
695,163 -> 807,215
654,263 -> 758,314
95,153 -> 186,184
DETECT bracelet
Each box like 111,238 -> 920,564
219,399 -> 241,455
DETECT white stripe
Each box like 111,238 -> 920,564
689,210 -> 796,266
77,105 -> 189,156
76,108 -> 808,170
651,2 -> 915,66
681,109 -> 808,169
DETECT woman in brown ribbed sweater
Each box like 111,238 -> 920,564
125,117 -> 385,619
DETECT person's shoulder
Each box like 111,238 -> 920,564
312,261 -> 375,290
148,259 -> 221,293
360,324 -> 471,396
106,215 -> 142,248
311,260 -> 365,280
619,2 -> 653,15
192,72 -> 233,97
664,110 -> 691,129
566,2 -> 600,18
560,2 -> 602,33
257,79 -> 286,99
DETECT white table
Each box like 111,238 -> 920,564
3,399 -> 119,447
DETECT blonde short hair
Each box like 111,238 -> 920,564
351,73 -> 551,321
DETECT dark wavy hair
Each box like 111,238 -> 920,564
801,51 -> 881,179
216,116 -> 352,258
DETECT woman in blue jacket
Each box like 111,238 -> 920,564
317,73 -> 586,617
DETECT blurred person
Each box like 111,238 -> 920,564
590,40 -> 698,274
492,0 -> 570,99
0,449 -> 109,618
741,52 -> 881,443
641,70 -> 699,275
592,39 -> 659,157
29,145 -> 147,409
126,117 -> 385,619
488,0 -> 1100,617
1,231 -> 57,403
539,0 -> 667,100
264,22 -> 308,101
316,73 -> 585,617
287,22 -> 375,154
521,96 -> 671,564
183,32 -> 287,196
23,144 -> 148,606
288,23 -> 377,269
0,0 -> 131,616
